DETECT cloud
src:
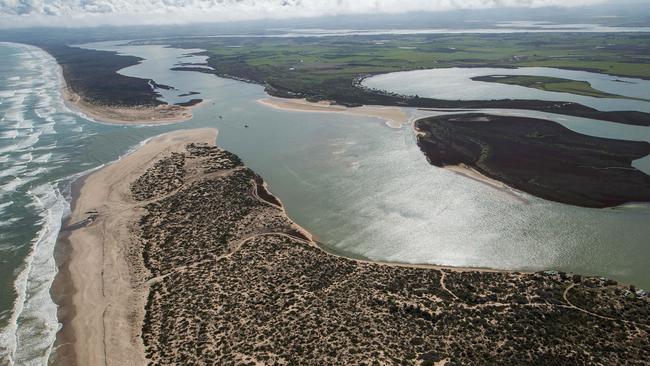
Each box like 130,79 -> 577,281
0,0 -> 610,28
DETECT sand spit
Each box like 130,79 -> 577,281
52,129 -> 217,366
444,163 -> 529,203
54,128 -> 649,365
136,144 -> 649,364
258,97 -> 409,128
62,86 -> 193,125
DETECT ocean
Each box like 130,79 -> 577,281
0,40 -> 649,364
0,42 -> 171,365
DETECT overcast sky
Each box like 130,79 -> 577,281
0,0 -> 618,28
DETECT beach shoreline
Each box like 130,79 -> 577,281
61,86 -> 194,125
49,173 -> 87,366
444,163 -> 529,203
53,58 -> 196,126
257,97 -> 409,129
50,128 -> 218,366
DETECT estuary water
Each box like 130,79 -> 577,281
84,41 -> 650,284
0,40 -> 649,363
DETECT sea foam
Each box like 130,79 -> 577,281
0,183 -> 66,366
0,42 -> 78,366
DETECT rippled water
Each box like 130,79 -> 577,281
0,43 -> 79,365
0,40 -> 649,363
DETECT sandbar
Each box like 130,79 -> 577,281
258,97 -> 409,128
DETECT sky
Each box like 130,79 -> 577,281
0,0 -> 621,29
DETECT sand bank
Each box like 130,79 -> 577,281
62,86 -> 193,125
444,163 -> 528,203
53,128 -> 218,366
258,97 -> 409,128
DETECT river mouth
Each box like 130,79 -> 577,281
73,41 -> 650,292
1,39 -> 649,364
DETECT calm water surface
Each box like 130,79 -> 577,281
363,67 -> 650,112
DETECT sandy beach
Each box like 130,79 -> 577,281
52,128 -> 218,366
62,85 -> 194,125
258,97 -> 409,128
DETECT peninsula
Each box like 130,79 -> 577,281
44,44 -> 198,124
471,75 -> 650,101
53,128 -> 650,365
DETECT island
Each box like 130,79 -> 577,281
414,113 -> 650,208
52,128 -> 650,366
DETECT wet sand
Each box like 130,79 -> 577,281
52,128 -> 218,366
258,97 -> 409,128
444,164 -> 528,203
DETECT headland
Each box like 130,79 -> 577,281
62,86 -> 193,125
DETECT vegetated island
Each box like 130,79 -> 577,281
40,44 -> 200,124
472,75 -> 650,101
52,128 -> 650,366
415,113 -> 650,208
